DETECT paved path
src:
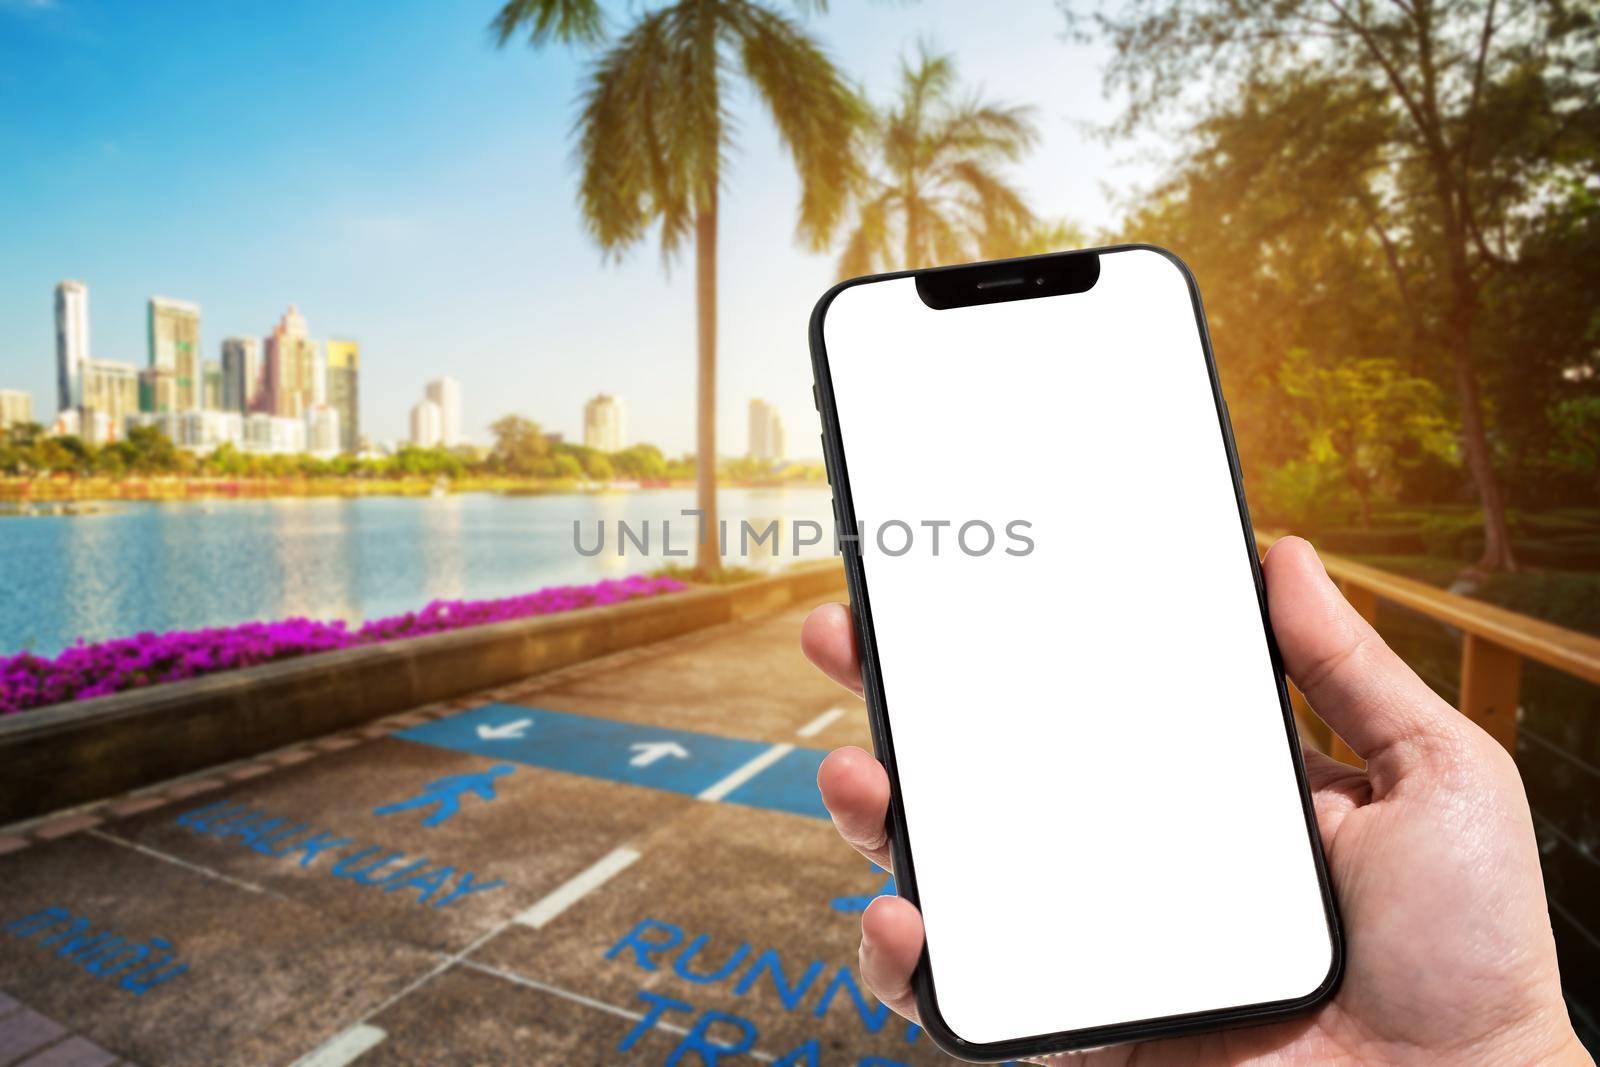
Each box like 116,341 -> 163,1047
0,601 -> 983,1067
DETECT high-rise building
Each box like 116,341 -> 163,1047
139,367 -> 178,414
748,398 -> 787,462
0,390 -> 33,429
55,280 -> 89,413
148,296 -> 202,411
127,409 -> 246,453
305,405 -> 342,457
243,413 -> 305,454
264,305 -> 319,419
81,409 -> 114,447
583,394 -> 626,453
424,376 -> 461,447
410,399 -> 443,447
325,340 -> 360,453
51,408 -> 81,438
221,337 -> 264,413
82,359 -> 140,441
202,360 -> 223,411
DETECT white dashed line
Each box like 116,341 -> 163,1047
89,829 -> 279,899
515,846 -> 641,929
291,1023 -> 387,1067
696,743 -> 795,802
796,707 -> 845,738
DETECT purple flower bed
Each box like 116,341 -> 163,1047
0,575 -> 686,716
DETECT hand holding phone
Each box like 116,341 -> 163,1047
806,246 -> 1584,1060
802,537 -> 1586,1065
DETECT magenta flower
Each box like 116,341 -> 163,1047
0,576 -> 687,715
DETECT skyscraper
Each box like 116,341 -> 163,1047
305,405 -> 342,457
264,305 -> 318,419
410,399 -> 443,447
0,390 -> 33,429
139,367 -> 178,414
82,359 -> 139,441
148,296 -> 202,410
221,337 -> 263,413
583,394 -> 626,453
54,280 -> 89,413
202,360 -> 223,411
425,376 -> 461,447
748,398 -> 786,462
326,340 -> 360,453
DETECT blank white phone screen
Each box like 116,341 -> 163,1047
820,248 -> 1334,1045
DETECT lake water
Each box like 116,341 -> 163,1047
0,488 -> 835,656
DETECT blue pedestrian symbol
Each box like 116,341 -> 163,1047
373,764 -> 515,828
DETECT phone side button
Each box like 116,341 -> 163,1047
813,383 -> 820,410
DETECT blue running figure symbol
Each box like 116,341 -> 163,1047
373,763 -> 516,828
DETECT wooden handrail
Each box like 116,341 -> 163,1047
1257,532 -> 1600,686
1255,531 -> 1600,761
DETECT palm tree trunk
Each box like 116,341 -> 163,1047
694,196 -> 720,578
904,198 -> 918,270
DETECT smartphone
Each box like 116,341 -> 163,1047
808,245 -> 1342,1060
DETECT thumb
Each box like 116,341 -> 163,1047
1264,536 -> 1466,786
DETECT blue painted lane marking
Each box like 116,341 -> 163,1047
394,704 -> 829,820
722,747 -> 829,820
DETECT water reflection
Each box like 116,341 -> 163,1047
1,488 -> 834,655
421,494 -> 466,602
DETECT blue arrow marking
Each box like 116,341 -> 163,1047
393,704 -> 829,820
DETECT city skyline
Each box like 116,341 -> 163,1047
0,1 -> 1135,458
12,279 -> 806,464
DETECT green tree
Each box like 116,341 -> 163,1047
488,415 -> 551,475
29,436 -> 79,474
838,47 -> 1039,276
552,453 -> 584,480
611,443 -> 669,480
492,0 -> 861,576
1546,396 -> 1600,498
1479,181 -> 1600,506
1280,349 -> 1459,528
130,425 -> 183,475
1075,0 -> 1600,570
584,453 -> 615,482
1118,75 -> 1417,499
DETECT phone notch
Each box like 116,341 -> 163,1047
915,251 -> 1100,310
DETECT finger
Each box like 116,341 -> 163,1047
801,603 -> 864,696
1265,537 -> 1466,784
1301,744 -> 1369,842
860,895 -> 923,1023
818,746 -> 892,870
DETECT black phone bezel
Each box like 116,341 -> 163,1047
806,243 -> 1345,1062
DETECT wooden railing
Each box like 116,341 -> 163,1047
1256,532 -> 1600,766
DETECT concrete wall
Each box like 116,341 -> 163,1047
0,562 -> 846,824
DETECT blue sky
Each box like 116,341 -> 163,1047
0,0 -> 1144,453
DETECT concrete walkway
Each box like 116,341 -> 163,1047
0,601 -> 973,1066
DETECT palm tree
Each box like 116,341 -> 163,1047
839,47 -> 1043,277
492,0 -> 861,578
